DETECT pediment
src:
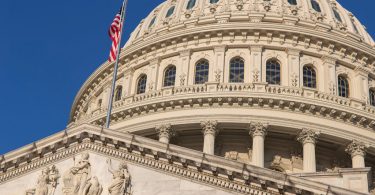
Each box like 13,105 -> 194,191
0,124 -> 365,195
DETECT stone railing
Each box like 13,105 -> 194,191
217,83 -> 256,92
76,83 -> 375,128
173,84 -> 207,94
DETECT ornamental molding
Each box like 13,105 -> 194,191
0,125 -> 364,195
201,120 -> 219,136
155,123 -> 175,140
249,122 -> 268,138
345,140 -> 368,158
296,128 -> 320,145
75,83 -> 375,134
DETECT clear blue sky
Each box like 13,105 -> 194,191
0,0 -> 374,155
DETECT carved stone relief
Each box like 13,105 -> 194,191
107,159 -> 132,195
62,153 -> 103,195
224,148 -> 252,164
26,165 -> 60,195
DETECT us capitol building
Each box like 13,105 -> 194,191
2,0 -> 375,194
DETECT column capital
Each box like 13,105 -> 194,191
155,124 -> 175,140
249,122 -> 268,138
201,120 -> 219,136
297,128 -> 320,144
345,140 -> 367,158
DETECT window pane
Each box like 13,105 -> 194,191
115,86 -> 123,101
311,0 -> 321,12
229,57 -> 244,83
303,66 -> 316,88
333,9 -> 342,22
288,0 -> 297,5
148,17 -> 156,28
166,6 -> 175,18
164,66 -> 176,87
370,89 -> 375,106
137,75 -> 147,94
266,60 -> 281,85
338,76 -> 349,98
186,0 -> 196,10
195,60 -> 209,84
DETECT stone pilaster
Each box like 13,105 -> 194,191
155,124 -> 175,144
321,56 -> 337,95
297,128 -> 320,172
250,46 -> 263,83
345,140 -> 367,168
201,120 -> 219,155
249,122 -> 268,167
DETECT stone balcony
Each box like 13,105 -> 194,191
73,83 -> 375,134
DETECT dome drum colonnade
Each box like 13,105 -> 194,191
68,0 -> 375,193
154,120 -> 368,172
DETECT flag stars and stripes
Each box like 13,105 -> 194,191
108,7 -> 124,62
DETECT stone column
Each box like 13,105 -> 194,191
155,124 -> 174,144
297,129 -> 320,172
201,120 -> 219,155
249,122 -> 268,167
345,140 -> 367,168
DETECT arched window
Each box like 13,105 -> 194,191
229,57 -> 245,83
333,9 -> 342,23
338,75 -> 349,98
266,59 -> 281,85
148,17 -> 156,28
370,89 -> 375,106
163,65 -> 176,87
311,0 -> 321,12
186,0 -> 196,10
137,75 -> 147,94
195,59 -> 209,84
210,0 -> 219,4
288,0 -> 297,6
352,20 -> 359,34
303,66 -> 316,88
115,86 -> 123,101
166,6 -> 175,18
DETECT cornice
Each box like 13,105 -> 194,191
0,125 -> 365,195
76,84 -> 375,136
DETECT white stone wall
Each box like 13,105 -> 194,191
0,152 -> 233,195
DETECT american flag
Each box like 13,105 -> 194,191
108,7 -> 124,62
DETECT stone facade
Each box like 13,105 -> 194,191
2,0 -> 375,194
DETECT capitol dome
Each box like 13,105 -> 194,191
67,0 -> 375,193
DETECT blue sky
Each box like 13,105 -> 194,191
0,0 -> 374,155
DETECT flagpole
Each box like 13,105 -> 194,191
105,0 -> 128,128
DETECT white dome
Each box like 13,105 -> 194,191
67,1 -> 375,192
125,0 -> 374,47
